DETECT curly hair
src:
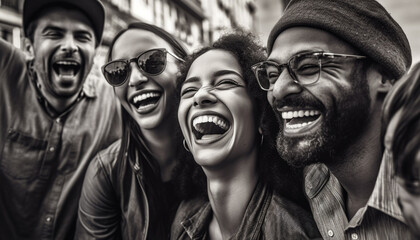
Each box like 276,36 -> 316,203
173,29 -> 309,209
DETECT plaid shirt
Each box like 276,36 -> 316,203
304,151 -> 414,240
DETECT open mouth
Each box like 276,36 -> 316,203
192,114 -> 230,140
52,60 -> 81,78
131,91 -> 162,112
281,110 -> 321,130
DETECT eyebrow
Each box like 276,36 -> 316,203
183,69 -> 243,85
42,26 -> 64,33
41,26 -> 93,37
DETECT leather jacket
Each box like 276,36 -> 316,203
171,180 -> 322,240
75,140 -> 175,240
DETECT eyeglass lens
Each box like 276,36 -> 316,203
255,53 -> 321,90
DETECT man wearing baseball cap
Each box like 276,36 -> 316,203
252,0 -> 413,238
0,0 -> 120,239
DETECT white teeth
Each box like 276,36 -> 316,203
193,115 -> 229,130
286,121 -> 313,129
281,110 -> 320,120
56,61 -> 78,66
133,92 -> 161,103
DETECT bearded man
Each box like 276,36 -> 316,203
252,0 -> 413,238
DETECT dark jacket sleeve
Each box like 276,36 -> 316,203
75,153 -> 121,240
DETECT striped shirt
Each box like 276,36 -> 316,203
304,151 -> 414,240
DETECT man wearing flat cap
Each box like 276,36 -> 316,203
252,0 -> 413,238
0,0 -> 120,239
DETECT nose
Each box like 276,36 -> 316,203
128,62 -> 148,87
271,68 -> 302,101
193,86 -> 217,107
61,35 -> 78,54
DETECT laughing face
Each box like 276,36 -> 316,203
30,7 -> 96,105
111,29 -> 179,130
267,27 -> 372,167
178,50 -> 257,169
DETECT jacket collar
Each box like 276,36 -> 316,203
180,180 -> 271,239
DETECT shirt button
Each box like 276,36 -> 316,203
327,230 -> 334,237
49,147 -> 55,152
46,217 -> 52,222
351,233 -> 358,239
56,118 -> 61,123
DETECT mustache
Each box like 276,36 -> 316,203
52,51 -> 82,62
272,94 -> 325,111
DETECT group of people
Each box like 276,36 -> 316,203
1,0 -> 420,239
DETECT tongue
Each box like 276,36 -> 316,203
58,66 -> 75,76
197,122 -> 226,135
288,115 -> 319,125
136,97 -> 159,108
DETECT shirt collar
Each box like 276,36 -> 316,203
366,150 -> 405,223
304,151 -> 405,228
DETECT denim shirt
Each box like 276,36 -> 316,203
171,180 -> 322,240
0,39 -> 121,240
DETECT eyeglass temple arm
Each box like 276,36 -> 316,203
167,51 -> 185,62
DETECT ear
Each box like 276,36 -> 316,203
377,75 -> 393,94
24,38 -> 34,60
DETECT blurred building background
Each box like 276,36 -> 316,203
1,0 -> 419,67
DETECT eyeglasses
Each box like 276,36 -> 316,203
251,52 -> 367,91
396,176 -> 420,195
101,48 -> 184,86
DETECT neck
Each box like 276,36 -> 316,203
327,109 -> 383,219
206,147 -> 258,240
34,74 -> 81,115
141,120 -> 177,182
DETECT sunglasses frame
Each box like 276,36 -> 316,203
101,48 -> 184,87
251,52 -> 367,91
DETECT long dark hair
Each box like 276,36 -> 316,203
106,22 -> 188,238
174,29 -> 309,209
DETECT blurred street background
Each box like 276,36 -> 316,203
1,0 -> 419,70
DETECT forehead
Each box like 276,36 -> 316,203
187,49 -> 242,79
112,29 -> 173,60
268,27 -> 357,62
35,7 -> 94,33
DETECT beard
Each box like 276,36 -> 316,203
275,65 -> 372,168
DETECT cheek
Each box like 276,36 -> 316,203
114,86 -> 128,103
177,100 -> 191,138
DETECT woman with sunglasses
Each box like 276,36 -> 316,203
75,22 -> 188,239
382,62 -> 420,238
171,31 -> 320,240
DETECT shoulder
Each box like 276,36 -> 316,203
0,39 -> 27,79
87,140 -> 122,176
262,192 -> 321,239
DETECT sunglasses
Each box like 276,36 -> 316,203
101,48 -> 184,86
